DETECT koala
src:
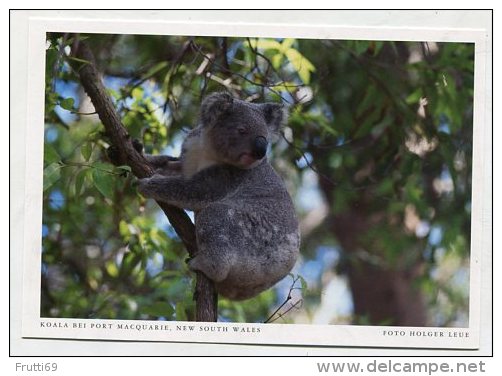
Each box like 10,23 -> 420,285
138,92 -> 300,301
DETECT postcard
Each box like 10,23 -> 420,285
15,11 -> 490,350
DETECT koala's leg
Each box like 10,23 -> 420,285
187,205 -> 235,283
188,255 -> 229,283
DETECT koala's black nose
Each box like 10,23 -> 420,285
252,136 -> 268,159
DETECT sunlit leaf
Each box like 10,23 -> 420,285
280,38 -> 296,51
105,261 -> 119,278
284,48 -> 315,84
271,53 -> 283,69
119,220 -> 131,238
405,89 -> 423,105
248,38 -> 282,51
131,87 -> 144,101
120,252 -> 142,277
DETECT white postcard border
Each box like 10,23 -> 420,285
20,15 -> 488,349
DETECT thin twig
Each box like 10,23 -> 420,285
268,299 -> 304,324
71,110 -> 98,116
264,275 -> 303,323
264,295 -> 292,323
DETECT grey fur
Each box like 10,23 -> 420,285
138,93 -> 299,300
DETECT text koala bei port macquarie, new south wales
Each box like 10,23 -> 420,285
138,92 -> 300,300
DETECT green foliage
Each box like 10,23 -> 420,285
42,34 -> 473,326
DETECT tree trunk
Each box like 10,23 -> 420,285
320,182 -> 427,326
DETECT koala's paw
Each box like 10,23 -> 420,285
136,177 -> 153,197
137,174 -> 165,198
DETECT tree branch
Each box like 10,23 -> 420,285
70,36 -> 218,322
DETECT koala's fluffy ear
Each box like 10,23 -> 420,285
261,103 -> 288,142
200,92 -> 234,127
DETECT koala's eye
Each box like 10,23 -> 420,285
237,127 -> 248,135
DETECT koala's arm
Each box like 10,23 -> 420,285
144,155 -> 182,175
137,166 -> 242,211
107,138 -> 180,175
133,139 -> 182,174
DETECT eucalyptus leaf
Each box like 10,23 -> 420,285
284,48 -> 315,84
91,168 -> 115,199
81,141 -> 93,161
74,168 -> 88,197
